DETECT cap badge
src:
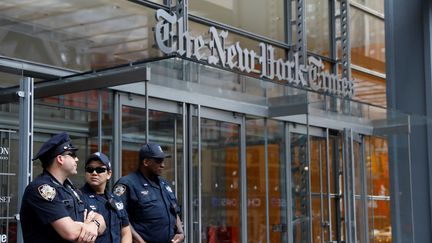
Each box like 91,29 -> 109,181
38,184 -> 56,201
113,184 -> 126,196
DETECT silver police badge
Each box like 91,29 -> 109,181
38,184 -> 56,201
113,184 -> 126,196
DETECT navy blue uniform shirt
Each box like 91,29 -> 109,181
20,171 -> 88,243
113,171 -> 180,243
80,183 -> 129,243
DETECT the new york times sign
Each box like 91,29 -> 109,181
154,9 -> 355,98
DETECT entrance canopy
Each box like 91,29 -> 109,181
0,56 -> 409,136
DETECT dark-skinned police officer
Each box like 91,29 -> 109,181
20,132 -> 106,243
113,143 -> 185,243
81,152 -> 132,243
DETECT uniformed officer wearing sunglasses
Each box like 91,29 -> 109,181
20,132 -> 106,243
80,152 -> 132,243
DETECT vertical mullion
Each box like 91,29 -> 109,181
264,119 -> 270,243
326,129 -> 333,242
286,124 -> 293,243
319,141 -> 325,243
197,105 -> 202,243
360,136 -> 369,243
240,116 -> 247,243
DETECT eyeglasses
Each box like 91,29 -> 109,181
85,167 -> 108,174
63,152 -> 78,159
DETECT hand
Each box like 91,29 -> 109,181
77,210 -> 98,243
171,233 -> 185,243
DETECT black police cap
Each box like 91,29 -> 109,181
139,143 -> 171,161
86,152 -> 111,171
33,132 -> 78,164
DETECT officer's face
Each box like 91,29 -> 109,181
85,160 -> 111,188
59,151 -> 79,175
145,158 -> 165,176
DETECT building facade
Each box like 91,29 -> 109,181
0,0 -> 428,242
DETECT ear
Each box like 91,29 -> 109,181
106,170 -> 112,180
142,158 -> 150,167
56,155 -> 65,166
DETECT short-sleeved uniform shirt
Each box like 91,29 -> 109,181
80,183 -> 129,243
113,171 -> 180,243
20,171 -> 88,243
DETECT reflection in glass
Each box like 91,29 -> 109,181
350,7 -> 385,74
291,133 -> 309,243
189,0 -> 285,42
201,118 -> 240,243
365,136 -> 391,243
310,137 -> 328,243
245,119 -> 287,243
306,0 -> 330,57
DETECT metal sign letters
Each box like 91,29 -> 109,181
154,9 -> 355,98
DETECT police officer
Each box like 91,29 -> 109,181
20,132 -> 106,243
81,152 -> 132,243
113,143 -> 185,243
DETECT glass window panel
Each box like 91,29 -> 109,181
189,0 -> 285,42
201,118 -> 240,243
352,70 -> 386,107
246,119 -> 267,243
352,0 -> 384,15
267,120 -> 288,242
369,200 -> 391,243
306,0 -> 330,57
365,136 -> 389,197
350,7 -> 385,74
0,0 -> 163,71
291,133 -> 309,242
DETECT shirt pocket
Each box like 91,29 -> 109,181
136,190 -> 160,220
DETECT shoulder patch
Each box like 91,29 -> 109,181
38,184 -> 56,201
113,184 -> 126,196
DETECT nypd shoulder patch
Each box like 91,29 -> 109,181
38,184 -> 56,201
113,184 -> 126,196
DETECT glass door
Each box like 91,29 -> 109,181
197,108 -> 242,243
293,127 -> 369,243
118,93 -> 245,243
119,94 -> 184,201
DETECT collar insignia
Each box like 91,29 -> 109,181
115,202 -> 124,210
165,185 -> 173,193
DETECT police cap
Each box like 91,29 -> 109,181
139,143 -> 171,161
33,132 -> 78,164
85,152 -> 111,171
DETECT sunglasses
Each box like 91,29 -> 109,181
63,152 -> 78,159
149,158 -> 164,164
85,167 -> 108,174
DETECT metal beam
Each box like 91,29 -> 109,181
17,77 -> 34,243
0,63 -> 150,104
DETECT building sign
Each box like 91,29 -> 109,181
154,9 -> 355,98
0,130 -> 16,243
